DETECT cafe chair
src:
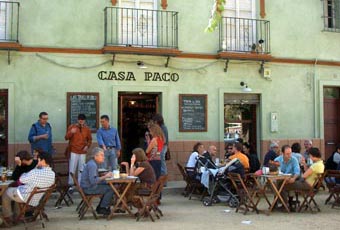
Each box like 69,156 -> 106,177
54,172 -> 74,207
296,173 -> 324,213
70,172 -> 103,220
228,172 -> 261,215
324,170 -> 340,207
16,184 -> 56,230
183,166 -> 206,200
133,175 -> 168,222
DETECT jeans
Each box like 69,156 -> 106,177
68,152 -> 86,185
160,145 -> 168,175
103,148 -> 118,171
83,184 -> 114,208
149,160 -> 161,180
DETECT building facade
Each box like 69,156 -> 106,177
1,0 -> 340,180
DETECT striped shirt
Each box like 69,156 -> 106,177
18,166 -> 55,206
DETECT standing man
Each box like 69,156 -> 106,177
28,112 -> 53,155
96,115 -> 121,170
303,139 -> 313,167
152,114 -> 168,176
65,114 -> 92,186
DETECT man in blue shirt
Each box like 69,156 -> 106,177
274,145 -> 300,183
27,112 -> 53,155
96,115 -> 121,170
81,147 -> 114,215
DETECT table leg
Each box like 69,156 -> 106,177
268,179 -> 290,213
107,182 -> 133,220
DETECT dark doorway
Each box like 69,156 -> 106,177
324,87 -> 340,159
0,89 -> 8,166
118,92 -> 159,162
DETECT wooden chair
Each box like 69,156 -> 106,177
176,163 -> 190,196
16,184 -> 56,230
133,175 -> 168,222
323,170 -> 340,207
70,172 -> 103,220
228,172 -> 261,215
296,173 -> 324,213
54,172 -> 73,207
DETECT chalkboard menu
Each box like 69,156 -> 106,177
179,94 -> 207,132
67,92 -> 99,133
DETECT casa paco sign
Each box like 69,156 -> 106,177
98,71 -> 179,82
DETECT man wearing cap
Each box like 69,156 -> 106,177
263,141 -> 280,167
65,114 -> 92,186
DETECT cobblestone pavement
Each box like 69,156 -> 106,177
7,182 -> 340,230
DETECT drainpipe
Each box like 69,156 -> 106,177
313,58 -> 318,138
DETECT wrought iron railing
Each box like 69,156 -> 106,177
219,17 -> 270,54
321,0 -> 340,32
104,7 -> 178,49
0,1 -> 19,42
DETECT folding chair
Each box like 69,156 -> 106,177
16,184 -> 56,230
228,172 -> 261,215
184,167 -> 206,200
54,172 -> 73,207
296,173 -> 323,213
324,170 -> 340,205
177,163 -> 190,196
70,172 -> 103,220
133,175 -> 168,222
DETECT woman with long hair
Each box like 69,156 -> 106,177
145,122 -> 165,179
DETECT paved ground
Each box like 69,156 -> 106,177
6,181 -> 340,230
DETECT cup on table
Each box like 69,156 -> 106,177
215,158 -> 220,166
262,167 -> 269,175
1,173 -> 7,182
113,170 -> 120,179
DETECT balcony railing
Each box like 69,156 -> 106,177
104,7 -> 178,49
219,17 -> 270,54
0,1 -> 19,42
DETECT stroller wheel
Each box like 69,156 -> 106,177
228,197 -> 239,208
202,197 -> 212,206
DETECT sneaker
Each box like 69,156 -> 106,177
96,207 -> 111,215
68,187 -> 74,194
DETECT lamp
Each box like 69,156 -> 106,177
137,61 -> 147,69
240,81 -> 252,92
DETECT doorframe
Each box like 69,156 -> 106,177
218,88 -> 262,156
0,83 -> 15,165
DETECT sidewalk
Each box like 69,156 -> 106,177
8,182 -> 340,230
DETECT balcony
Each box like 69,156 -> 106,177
0,1 -> 20,50
218,17 -> 271,60
103,7 -> 181,56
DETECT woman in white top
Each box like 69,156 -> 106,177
186,142 -> 205,167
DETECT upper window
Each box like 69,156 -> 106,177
322,0 -> 340,32
223,0 -> 255,19
0,1 -> 19,42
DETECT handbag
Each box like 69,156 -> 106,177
165,147 -> 171,161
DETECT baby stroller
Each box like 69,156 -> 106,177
199,158 -> 243,207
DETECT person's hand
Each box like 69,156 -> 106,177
116,150 -> 121,158
40,133 -> 49,139
70,127 -> 77,134
14,157 -> 21,166
288,177 -> 296,184
83,146 -> 88,152
131,157 -> 136,166
121,162 -> 129,167
105,172 -> 113,178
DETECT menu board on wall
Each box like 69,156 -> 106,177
67,92 -> 99,133
179,94 -> 207,132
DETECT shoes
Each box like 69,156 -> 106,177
96,207 -> 111,215
68,187 -> 74,194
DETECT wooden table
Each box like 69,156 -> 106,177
105,176 -> 137,220
254,174 -> 291,214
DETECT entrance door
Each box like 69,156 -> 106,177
0,90 -> 8,165
224,94 -> 259,151
324,87 -> 340,159
118,92 -> 159,162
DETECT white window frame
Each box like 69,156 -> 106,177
323,0 -> 340,31
118,0 -> 158,47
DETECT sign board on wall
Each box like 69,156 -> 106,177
67,92 -> 99,133
179,94 -> 207,132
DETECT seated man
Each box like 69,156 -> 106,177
80,147 -> 114,216
200,145 -> 217,169
263,141 -> 280,167
11,150 -> 38,187
274,145 -> 300,181
2,151 -> 55,226
229,142 -> 249,171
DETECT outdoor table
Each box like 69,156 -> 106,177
254,174 -> 291,214
0,180 -> 14,226
105,176 -> 138,220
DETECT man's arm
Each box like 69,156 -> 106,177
96,129 -> 105,149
